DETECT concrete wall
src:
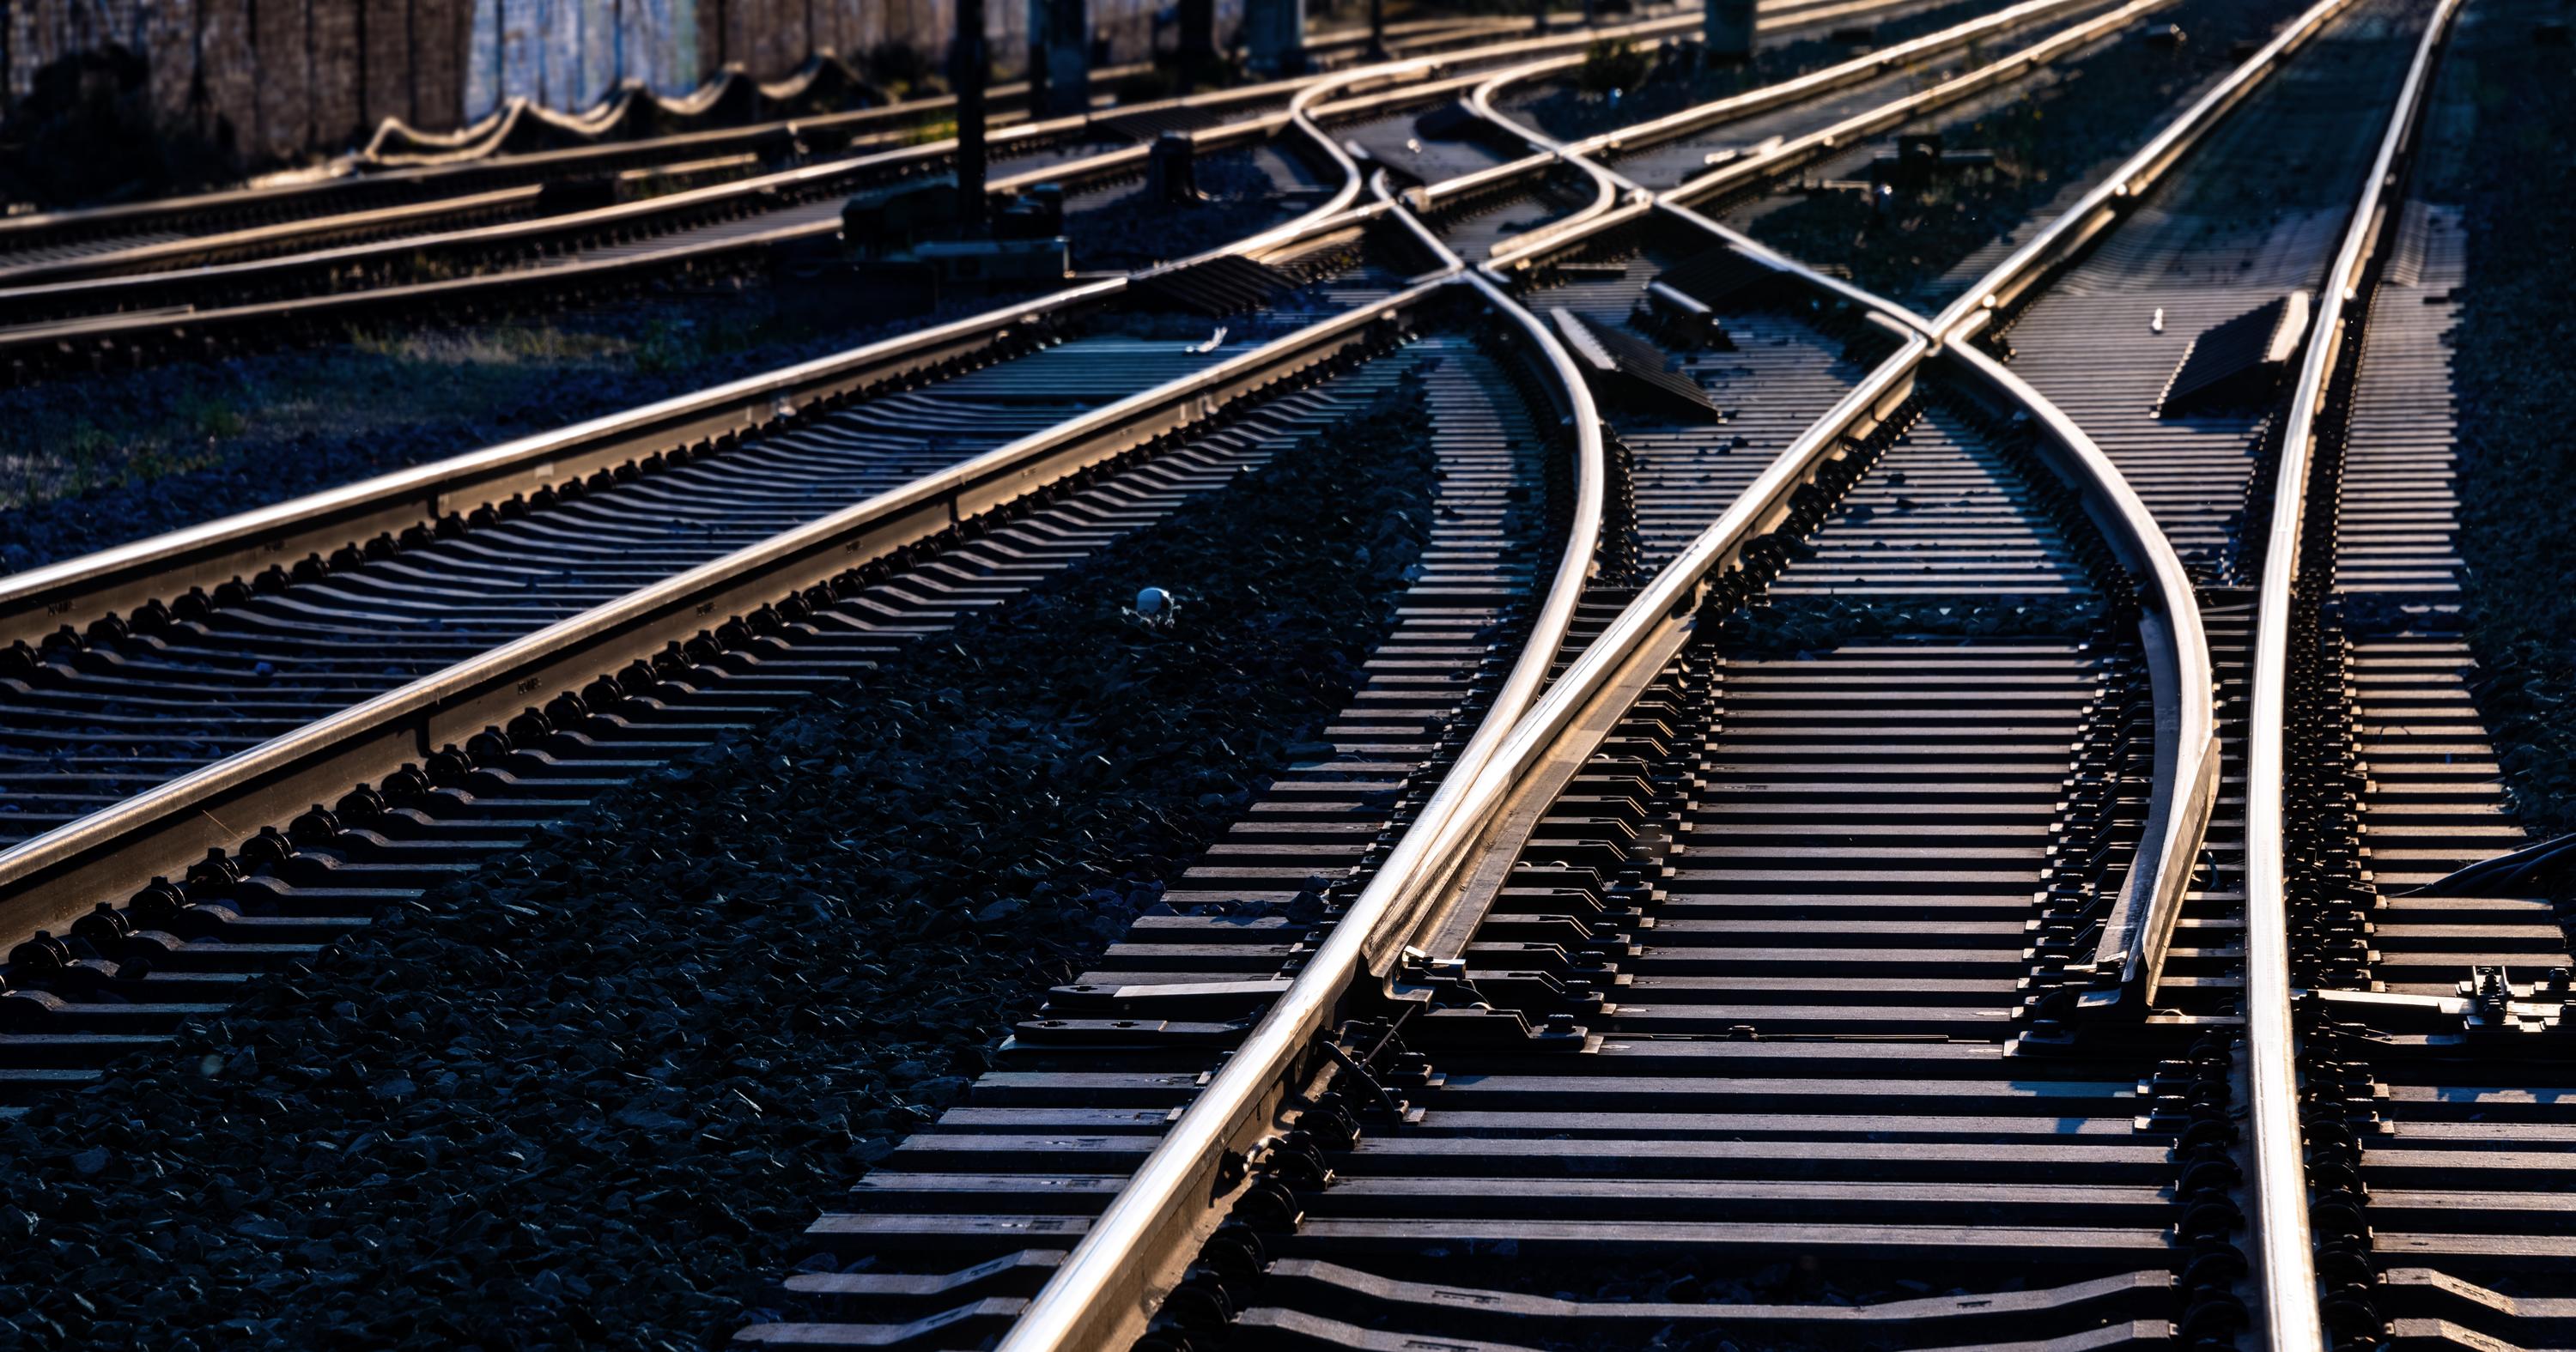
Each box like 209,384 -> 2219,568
3,0 -> 1242,164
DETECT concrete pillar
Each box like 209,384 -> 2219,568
1245,0 -> 1305,75
1026,0 -> 1089,118
955,0 -> 988,233
1704,0 -> 1754,58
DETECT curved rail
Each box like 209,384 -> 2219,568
2243,2 -> 2465,1346
6,0 -> 2069,653
1929,0 -> 2359,333
1475,0 -> 2178,271
993,262 -> 1607,1352
999,5 -> 2409,1341
1924,0 -> 2359,1012
0,9 -> 1711,300
0,9 -> 1619,267
1494,0 -> 2239,1016
1938,318 -> 2218,1016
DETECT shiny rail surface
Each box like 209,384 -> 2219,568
2240,2 -> 2462,1348
0,9 -> 1624,273
0,0 -> 2082,871
0,0 -> 1951,371
0,0 -> 2030,1087
883,4 -> 2405,1349
0,5 -> 2488,1349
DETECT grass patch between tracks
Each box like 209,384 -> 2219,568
0,379 -> 1439,1349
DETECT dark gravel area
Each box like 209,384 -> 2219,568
0,379 -> 1438,1350
0,281 -> 1050,576
1511,0 -> 1999,142
1066,148 -> 1317,271
2435,2 -> 2576,836
1743,0 -> 2308,303
1715,592 -> 2100,658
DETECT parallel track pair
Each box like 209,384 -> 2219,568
2,0 -> 2553,1346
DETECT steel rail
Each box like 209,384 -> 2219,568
0,10 -> 1710,310
0,0 -> 1927,314
1475,0 -> 2179,270
0,278 -> 1127,648
2,130 -> 1393,627
1568,0 -> 2104,161
0,185 -> 556,287
2243,2 -> 2464,1347
0,276 -> 1460,947
0,0 -> 2089,938
1923,0 -> 2360,1011
0,73 -> 1484,341
1415,0 -> 2139,272
3,0 -> 1996,651
1929,0 -> 2359,334
1939,317 -> 2219,1017
1000,5 -> 2409,1342
1490,0 -> 2221,1017
1661,0 -> 2168,211
0,9 -> 1595,261
2,0 -> 1721,956
990,258 -> 1607,1352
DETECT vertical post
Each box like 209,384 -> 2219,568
955,0 -> 987,233
1367,0 -> 1385,58
1028,0 -> 1086,118
1704,0 -> 1754,59
1244,0 -> 1303,75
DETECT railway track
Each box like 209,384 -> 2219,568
0,0 -> 1978,379
2243,1 -> 2576,1345
0,0 -> 2139,840
0,7 -> 1580,276
4,0 -> 2543,1347
0,0 -> 2153,1113
0,6 -> 1722,288
696,1 -> 2488,1349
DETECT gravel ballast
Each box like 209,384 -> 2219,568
1741,0 -> 2309,305
1506,0 -> 2002,142
0,377 -> 1438,1350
